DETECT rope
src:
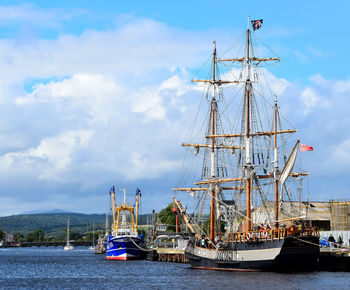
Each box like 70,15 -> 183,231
290,236 -> 320,247
292,236 -> 350,250
127,236 -> 154,252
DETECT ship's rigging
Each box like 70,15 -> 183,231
173,18 -> 310,241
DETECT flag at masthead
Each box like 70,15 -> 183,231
251,19 -> 263,31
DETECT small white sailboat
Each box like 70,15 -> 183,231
64,217 -> 74,251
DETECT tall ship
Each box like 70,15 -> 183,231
106,186 -> 146,260
173,18 -> 320,272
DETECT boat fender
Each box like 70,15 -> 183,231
262,230 -> 268,239
246,232 -> 253,241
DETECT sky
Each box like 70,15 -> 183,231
0,0 -> 349,216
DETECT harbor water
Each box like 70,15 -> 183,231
0,248 -> 349,289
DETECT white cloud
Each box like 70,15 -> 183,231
131,75 -> 190,122
0,17 -> 214,90
333,78 -> 350,94
309,73 -> 331,88
2,130 -> 94,182
16,73 -> 123,124
300,87 -> 320,114
299,75 -> 332,115
126,152 -> 182,180
329,138 -> 350,165
0,4 -> 349,214
2,70 -> 195,190
258,68 -> 290,96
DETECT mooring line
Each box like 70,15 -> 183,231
291,236 -> 350,250
127,237 -> 154,252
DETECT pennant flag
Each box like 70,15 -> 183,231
300,144 -> 313,152
251,19 -> 263,31
136,188 -> 141,196
110,186 -> 115,193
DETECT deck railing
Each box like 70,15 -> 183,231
226,226 -> 319,243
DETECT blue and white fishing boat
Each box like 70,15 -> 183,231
106,187 -> 146,260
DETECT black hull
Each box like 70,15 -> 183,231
273,235 -> 320,272
186,235 -> 319,272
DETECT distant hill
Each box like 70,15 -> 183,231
0,212 -> 152,237
20,209 -> 74,214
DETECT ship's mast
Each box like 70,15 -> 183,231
135,189 -> 140,232
245,16 -> 252,233
121,187 -> 128,231
216,17 -> 281,233
273,97 -> 279,229
111,187 -> 116,234
173,38 -> 242,241
210,41 -> 217,242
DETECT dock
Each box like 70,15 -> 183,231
319,248 -> 350,271
146,248 -> 188,263
146,233 -> 189,263
155,248 -> 188,263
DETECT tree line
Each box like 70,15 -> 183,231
0,203 -> 182,244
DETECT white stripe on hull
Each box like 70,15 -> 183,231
190,245 -> 281,262
113,252 -> 137,258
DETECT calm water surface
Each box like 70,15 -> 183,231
0,247 -> 349,289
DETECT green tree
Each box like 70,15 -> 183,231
70,231 -> 83,241
26,229 -> 45,242
14,232 -> 24,243
83,232 -> 96,243
47,235 -> 62,242
158,203 -> 176,232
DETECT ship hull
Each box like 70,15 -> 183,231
106,235 -> 146,260
186,235 -> 319,272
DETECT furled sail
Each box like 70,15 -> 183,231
279,139 -> 300,189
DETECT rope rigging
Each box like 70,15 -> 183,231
174,26 -> 311,239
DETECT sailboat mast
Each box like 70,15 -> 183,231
274,97 -> 279,229
245,17 -> 252,233
92,221 -> 95,247
210,40 -> 217,242
67,218 -> 70,244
